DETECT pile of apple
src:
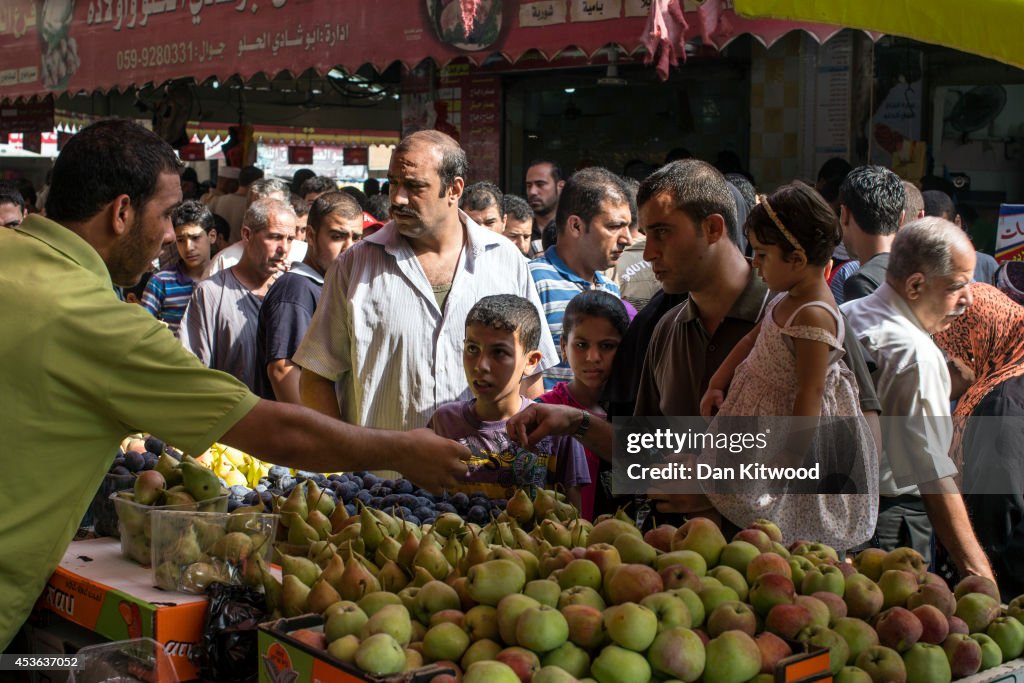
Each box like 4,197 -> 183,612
259,508 -> 1024,683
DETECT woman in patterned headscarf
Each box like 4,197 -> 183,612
933,282 -> 1024,599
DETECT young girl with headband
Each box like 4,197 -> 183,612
699,181 -> 878,552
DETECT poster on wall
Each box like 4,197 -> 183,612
996,204 -> 1024,263
869,46 -> 923,171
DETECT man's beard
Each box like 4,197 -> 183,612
107,216 -> 154,288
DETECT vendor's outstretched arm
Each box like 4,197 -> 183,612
507,403 -> 614,461
222,399 -> 470,494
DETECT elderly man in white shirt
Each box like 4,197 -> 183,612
295,130 -> 558,439
843,217 -> 994,581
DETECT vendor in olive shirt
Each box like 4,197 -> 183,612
508,160 -> 882,524
0,120 -> 469,650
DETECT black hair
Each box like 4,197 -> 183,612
460,181 -> 504,215
0,181 -> 25,211
211,214 -> 230,244
366,193 -> 390,222
664,147 -> 692,163
180,167 -> 199,183
300,176 -> 338,198
922,190 -> 957,221
45,119 -> 182,224
238,165 -> 264,187
171,200 -> 214,231
340,186 -> 369,211
395,130 -> 468,197
621,176 -> 639,228
555,167 -> 631,234
747,181 -> 841,266
308,191 -> 363,231
466,294 -> 542,352
502,194 -> 532,224
527,159 -> 563,184
291,168 -> 316,196
290,196 -> 310,218
815,157 -> 852,205
16,178 -> 36,208
838,165 -> 905,236
363,177 -> 380,196
637,159 -> 738,243
903,181 -> 924,222
562,290 -> 629,339
725,173 -> 756,212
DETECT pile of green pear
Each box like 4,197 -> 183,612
260,506 -> 1024,683
113,454 -> 229,565
151,508 -> 277,593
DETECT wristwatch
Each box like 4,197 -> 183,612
573,410 -> 591,439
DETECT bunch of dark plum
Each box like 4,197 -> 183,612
239,468 -> 507,525
108,436 -> 176,475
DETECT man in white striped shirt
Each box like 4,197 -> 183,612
294,130 -> 558,436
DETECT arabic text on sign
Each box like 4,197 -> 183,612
86,0 -> 290,30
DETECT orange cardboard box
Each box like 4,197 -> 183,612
33,537 -> 207,681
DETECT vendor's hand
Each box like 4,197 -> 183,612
700,389 -> 725,420
507,403 -> 580,448
396,429 -> 471,494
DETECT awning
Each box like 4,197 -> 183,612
734,0 -> 1024,69
0,0 -> 868,103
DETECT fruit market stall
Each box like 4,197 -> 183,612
27,435 -> 1024,683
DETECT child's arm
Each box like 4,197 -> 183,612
789,306 -> 837,417
700,321 -> 761,418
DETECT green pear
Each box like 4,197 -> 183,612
133,470 -> 166,506
464,661 -> 522,683
281,574 -> 311,617
307,578 -> 342,614
467,559 -> 527,606
305,481 -> 336,517
358,591 -> 405,617
306,510 -> 332,541
379,559 -> 411,593
590,644 -> 651,683
325,601 -> 368,639
413,534 -> 451,581
541,642 -> 590,679
340,550 -> 381,602
462,638 -> 503,669
327,634 -> 360,663
443,534 -> 466,570
279,482 -> 308,520
355,633 -> 406,675
614,534 -> 657,566
424,621 -> 471,662
359,507 -> 385,553
397,529 -> 421,571
179,461 -> 221,502
154,452 -> 183,487
361,603 -> 413,646
506,489 -> 535,526
281,554 -> 321,587
462,531 -> 490,572
171,527 -> 202,565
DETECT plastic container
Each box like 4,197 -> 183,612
150,509 -> 278,593
69,637 -> 180,683
111,492 -> 229,566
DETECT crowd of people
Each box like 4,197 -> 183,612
3,117 -> 1024,648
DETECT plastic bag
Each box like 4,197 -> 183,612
191,582 -> 266,683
